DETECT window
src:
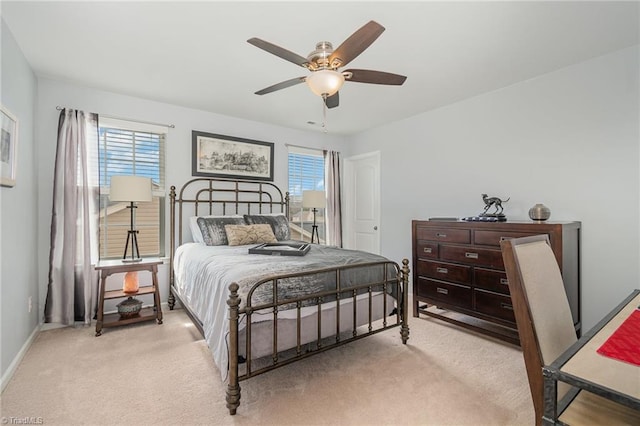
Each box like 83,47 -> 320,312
98,118 -> 166,259
288,146 -> 324,243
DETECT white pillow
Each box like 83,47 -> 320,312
189,215 -> 242,243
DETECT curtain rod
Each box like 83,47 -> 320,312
56,106 -> 175,128
285,143 -> 326,151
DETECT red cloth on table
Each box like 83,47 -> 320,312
597,308 -> 640,366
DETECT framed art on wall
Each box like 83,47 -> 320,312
192,131 -> 274,181
0,105 -> 18,188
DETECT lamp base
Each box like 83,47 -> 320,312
122,226 -> 142,263
310,224 -> 319,244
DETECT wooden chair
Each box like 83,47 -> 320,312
500,234 -> 640,425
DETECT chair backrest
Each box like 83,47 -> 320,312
500,234 -> 577,425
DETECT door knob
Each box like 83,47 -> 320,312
373,226 -> 378,230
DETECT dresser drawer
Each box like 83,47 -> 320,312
416,241 -> 438,259
416,227 -> 470,244
474,268 -> 510,295
440,245 -> 504,269
474,289 -> 516,323
416,259 -> 472,285
474,230 -> 542,247
416,278 -> 472,309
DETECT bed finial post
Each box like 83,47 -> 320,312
284,191 -> 290,219
168,185 -> 177,310
226,282 -> 241,415
400,258 -> 410,344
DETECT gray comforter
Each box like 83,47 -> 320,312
173,242 -> 398,379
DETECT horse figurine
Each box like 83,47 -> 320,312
481,193 -> 510,215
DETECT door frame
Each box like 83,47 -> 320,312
343,151 -> 381,253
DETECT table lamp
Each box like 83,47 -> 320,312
109,175 -> 152,262
302,190 -> 325,244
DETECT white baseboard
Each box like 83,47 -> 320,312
1,324 -> 40,393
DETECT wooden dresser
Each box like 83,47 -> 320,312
411,220 -> 581,345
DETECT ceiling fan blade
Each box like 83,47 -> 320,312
247,38 -> 309,67
328,21 -> 385,68
344,69 -> 407,85
324,92 -> 339,109
255,77 -> 306,95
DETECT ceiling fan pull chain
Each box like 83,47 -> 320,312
322,96 -> 328,133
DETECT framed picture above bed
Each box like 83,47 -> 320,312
192,131 -> 274,181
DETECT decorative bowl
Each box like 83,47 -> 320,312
117,296 -> 143,319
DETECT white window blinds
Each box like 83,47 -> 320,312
98,117 -> 166,195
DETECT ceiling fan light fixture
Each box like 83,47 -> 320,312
306,69 -> 345,97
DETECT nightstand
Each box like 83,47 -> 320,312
95,258 -> 163,336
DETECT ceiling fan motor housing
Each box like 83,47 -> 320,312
307,41 -> 335,70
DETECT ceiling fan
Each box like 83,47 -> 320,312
247,20 -> 407,109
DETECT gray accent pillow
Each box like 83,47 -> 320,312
244,214 -> 290,241
197,216 -> 246,246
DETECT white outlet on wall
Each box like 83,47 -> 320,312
28,296 -> 32,313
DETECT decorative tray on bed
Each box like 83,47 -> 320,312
248,242 -> 311,256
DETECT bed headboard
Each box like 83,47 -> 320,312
169,178 -> 290,277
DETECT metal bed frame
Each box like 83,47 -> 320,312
168,178 -> 410,415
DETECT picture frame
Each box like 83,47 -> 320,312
0,105 -> 18,188
192,131 -> 274,181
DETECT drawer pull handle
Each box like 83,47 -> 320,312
500,278 -> 509,285
436,287 -> 449,295
465,252 -> 479,259
423,247 -> 432,254
501,303 -> 514,311
436,267 -> 448,274
436,233 -> 447,238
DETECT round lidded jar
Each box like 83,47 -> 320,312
529,203 -> 551,221
117,296 -> 143,319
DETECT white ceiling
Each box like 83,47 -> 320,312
2,1 -> 639,135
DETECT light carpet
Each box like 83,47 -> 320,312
0,309 -> 533,425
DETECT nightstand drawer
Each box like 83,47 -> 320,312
440,244 -> 504,269
416,259 -> 471,285
474,268 -> 510,295
474,289 -> 516,323
416,278 -> 472,309
416,227 -> 470,244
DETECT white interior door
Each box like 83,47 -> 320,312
343,151 -> 380,254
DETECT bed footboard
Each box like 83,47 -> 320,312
225,258 -> 410,415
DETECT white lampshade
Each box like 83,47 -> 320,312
302,190 -> 325,208
110,175 -> 152,202
306,70 -> 345,97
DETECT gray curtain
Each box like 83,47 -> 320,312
45,109 -> 99,325
324,150 -> 342,247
